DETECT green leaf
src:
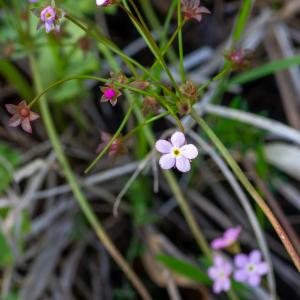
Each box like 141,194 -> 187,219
233,0 -> 253,42
0,232 -> 14,266
4,293 -> 20,300
0,144 -> 20,194
156,255 -> 211,285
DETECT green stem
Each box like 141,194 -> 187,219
121,1 -> 180,94
164,170 -> 211,257
121,111 -> 169,142
191,109 -> 300,272
29,53 -> 153,300
28,75 -> 156,108
65,14 -> 148,77
149,20 -> 186,75
132,107 -> 210,257
94,24 -> 213,280
137,0 -> 177,64
177,0 -> 186,82
84,100 -> 135,173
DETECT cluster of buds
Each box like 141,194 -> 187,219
100,72 -> 150,107
32,1 -> 65,33
142,96 -> 160,115
177,80 -> 199,115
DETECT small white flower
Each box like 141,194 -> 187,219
155,131 -> 198,173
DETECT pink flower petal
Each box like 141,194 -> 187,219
200,6 -> 211,14
29,111 -> 40,121
256,262 -> 268,275
224,226 -> 241,240
159,154 -> 175,170
211,238 -> 227,250
207,267 -> 218,280
193,14 -> 202,22
214,255 -> 225,267
155,140 -> 172,154
171,131 -> 185,147
110,99 -> 118,106
248,274 -> 261,286
21,118 -> 32,134
175,156 -> 191,172
249,250 -> 262,264
223,262 -> 233,275
213,281 -> 223,294
181,144 -> 198,159
8,115 -> 22,127
221,278 -> 231,291
19,100 -> 27,106
100,95 -> 109,102
5,104 -> 18,114
234,269 -> 247,282
234,254 -> 248,267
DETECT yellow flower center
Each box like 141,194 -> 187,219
46,12 -> 52,19
172,148 -> 181,157
247,264 -> 255,272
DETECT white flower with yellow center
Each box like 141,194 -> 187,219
155,131 -> 198,173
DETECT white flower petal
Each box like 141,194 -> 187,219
171,131 -> 185,147
155,140 -> 172,154
96,0 -> 108,5
159,154 -> 175,170
176,156 -> 191,172
181,144 -> 198,159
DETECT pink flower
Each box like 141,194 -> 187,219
32,4 -> 64,33
211,226 -> 241,250
96,131 -> 126,157
181,0 -> 210,22
96,0 -> 114,6
155,131 -> 198,173
100,85 -> 122,106
40,6 -> 58,33
234,250 -> 269,286
208,255 -> 232,294
5,100 -> 40,134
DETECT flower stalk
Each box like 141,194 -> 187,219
191,109 -> 300,272
28,53 -> 153,300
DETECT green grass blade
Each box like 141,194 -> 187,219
233,0 -> 253,42
156,255 -> 211,285
0,59 -> 33,100
229,55 -> 300,85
